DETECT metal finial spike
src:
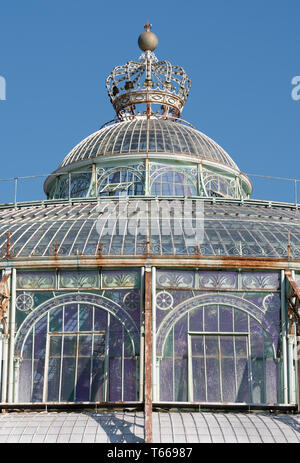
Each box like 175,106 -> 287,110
144,21 -> 152,32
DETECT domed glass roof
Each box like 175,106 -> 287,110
59,118 -> 239,171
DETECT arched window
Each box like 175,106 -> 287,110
98,167 -> 144,197
150,167 -> 198,196
158,301 -> 281,404
18,301 -> 139,403
202,172 -> 236,198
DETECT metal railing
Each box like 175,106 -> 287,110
0,171 -> 299,207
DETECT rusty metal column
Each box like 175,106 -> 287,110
144,267 -> 152,443
8,268 -> 16,403
281,270 -> 288,404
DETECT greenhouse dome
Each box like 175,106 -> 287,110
0,23 -> 299,444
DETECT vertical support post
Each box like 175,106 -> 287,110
7,268 -> 16,403
1,269 -> 11,404
291,270 -> 300,410
1,334 -> 8,403
152,267 -> 157,401
0,325 -> 3,399
13,358 -> 20,403
289,270 -> 297,404
7,270 -> 14,403
144,267 -> 152,443
139,267 -> 145,402
281,269 -> 288,404
145,159 -> 150,196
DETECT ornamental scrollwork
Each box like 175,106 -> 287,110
59,271 -> 98,288
17,271 -> 56,289
123,291 -> 140,311
241,272 -> 280,290
102,270 -> 140,288
157,270 -> 195,288
16,293 -> 34,312
0,274 -> 10,334
156,291 -> 173,310
198,271 -> 238,289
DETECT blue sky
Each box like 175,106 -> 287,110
0,0 -> 299,203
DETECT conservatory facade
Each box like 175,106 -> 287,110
0,24 -> 300,443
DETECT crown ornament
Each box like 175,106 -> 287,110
106,22 -> 191,120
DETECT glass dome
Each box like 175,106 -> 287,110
59,118 -> 239,170
45,117 -> 252,200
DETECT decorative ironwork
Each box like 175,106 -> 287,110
198,271 -> 238,289
102,270 -> 140,288
241,272 -> 280,290
16,271 -> 56,289
16,293 -> 34,312
0,274 -> 10,333
156,291 -> 173,310
157,270 -> 195,288
59,270 -> 99,288
106,48 -> 191,119
123,291 -> 140,311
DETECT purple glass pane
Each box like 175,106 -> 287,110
61,357 -> 76,402
49,336 -> 62,357
124,331 -> 134,357
206,357 -> 221,402
31,317 -> 47,402
79,305 -> 93,331
47,357 -> 61,402
174,358 -> 187,401
251,358 -> 264,404
159,358 -> 173,401
34,317 -> 47,358
192,357 -> 206,402
32,359 -> 45,402
109,317 -> 122,357
91,358 -> 105,401
78,335 -> 92,356
49,308 -> 63,332
221,357 -> 236,402
109,358 -> 122,401
204,306 -> 218,332
18,359 -> 32,402
220,337 -> 235,402
123,359 -> 137,401
265,359 -> 278,403
189,308 -> 203,332
76,357 -> 91,402
191,336 -> 204,356
235,337 -> 250,402
63,335 -> 76,356
64,304 -> 78,332
219,306 -> 233,332
234,310 -> 248,332
174,315 -> 187,357
93,334 -> 106,356
94,308 -> 108,332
